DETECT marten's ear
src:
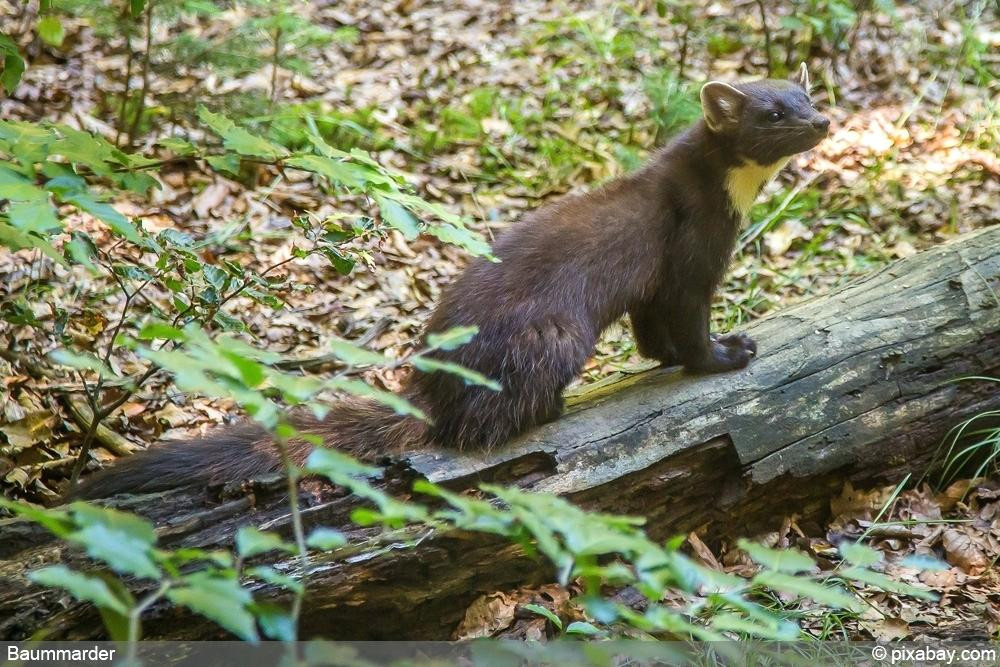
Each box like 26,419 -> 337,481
700,82 -> 747,133
796,62 -> 811,93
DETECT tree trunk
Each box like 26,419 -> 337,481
2,226 -> 999,640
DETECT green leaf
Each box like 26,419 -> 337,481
48,348 -> 115,376
94,577 -> 135,641
8,199 -> 60,234
304,446 -> 380,480
138,322 -> 186,341
37,16 -> 65,46
411,356 -> 501,391
0,498 -> 74,537
69,524 -> 160,580
284,154 -> 381,189
738,539 -> 815,574
167,574 -> 258,641
202,264 -> 229,291
839,541 -> 882,567
0,220 -> 63,264
29,566 -> 130,616
66,231 -> 98,269
522,603 -> 562,630
319,246 -> 355,274
375,195 -> 420,240
199,107 -> 285,160
205,153 -> 241,177
900,554 -> 949,571
157,137 -> 197,155
246,566 -> 303,594
70,502 -> 157,544
427,222 -> 492,257
235,526 -> 294,559
0,35 -> 25,94
565,621 -> 604,636
51,127 -> 121,174
252,602 -> 296,641
328,339 -> 389,367
219,349 -> 265,388
64,193 -> 141,243
306,528 -> 346,551
0,165 -> 47,201
751,571 -> 860,610
425,326 -> 479,351
214,311 -> 247,333
839,566 -> 937,600
326,377 -> 426,420
710,612 -> 799,640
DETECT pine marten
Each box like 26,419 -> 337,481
75,67 -> 829,499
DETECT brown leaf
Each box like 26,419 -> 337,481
867,617 -> 911,641
937,478 -> 985,512
830,481 -> 895,521
453,592 -> 517,640
0,411 -> 58,455
941,529 -> 989,575
192,182 -> 231,218
687,531 -> 722,570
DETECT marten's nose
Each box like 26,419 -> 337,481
812,117 -> 830,133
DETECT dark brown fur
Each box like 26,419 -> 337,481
75,76 -> 829,499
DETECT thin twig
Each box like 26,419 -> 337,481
678,23 -> 691,81
269,25 -> 283,112
126,0 -> 154,148
127,581 -> 169,656
115,23 -> 135,147
68,271 -> 154,488
276,435 -> 308,635
755,0 -> 773,77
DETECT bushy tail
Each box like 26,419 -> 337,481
72,398 -> 425,500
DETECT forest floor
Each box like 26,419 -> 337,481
1,0 -> 999,641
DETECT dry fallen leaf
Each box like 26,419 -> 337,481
941,529 -> 989,575
687,531 -> 723,571
865,617 -> 912,641
454,591 -> 517,640
830,481 -> 896,522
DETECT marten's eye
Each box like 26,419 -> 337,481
768,110 -> 784,122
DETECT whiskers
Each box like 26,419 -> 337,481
743,125 -> 820,154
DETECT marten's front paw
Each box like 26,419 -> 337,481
714,332 -> 757,357
689,333 -> 756,372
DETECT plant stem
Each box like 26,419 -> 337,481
678,23 -> 691,80
116,28 -> 135,147
67,272 -> 154,490
127,580 -> 169,660
269,25 -> 283,112
126,0 -> 154,148
276,434 -> 307,636
755,0 -> 773,76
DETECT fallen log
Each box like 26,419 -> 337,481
2,225 -> 999,640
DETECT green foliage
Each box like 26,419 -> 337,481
0,91 -> 491,491
0,121 -> 150,260
5,463 -> 941,645
932,377 -> 1000,488
29,565 -> 131,616
0,0 -> 967,649
644,68 -> 702,141
0,33 -> 25,94
736,539 -> 814,574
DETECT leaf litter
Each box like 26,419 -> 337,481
0,0 -> 998,640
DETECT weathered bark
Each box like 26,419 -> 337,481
2,226 -> 999,640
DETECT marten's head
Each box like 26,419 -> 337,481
699,65 -> 829,165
